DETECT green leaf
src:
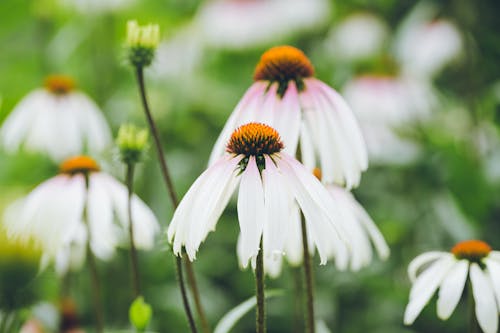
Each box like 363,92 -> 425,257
129,296 -> 152,332
214,290 -> 283,333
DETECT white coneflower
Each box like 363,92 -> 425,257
4,156 -> 159,275
209,46 -> 367,189
0,75 -> 111,162
168,123 -> 350,268
194,0 -> 330,50
254,168 -> 389,278
404,240 -> 500,333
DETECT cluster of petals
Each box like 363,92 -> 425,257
404,243 -> 500,333
0,77 -> 111,162
209,46 -> 367,189
168,123 -> 351,268
4,157 -> 159,275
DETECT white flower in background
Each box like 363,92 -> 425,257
58,0 -> 134,14
326,12 -> 389,61
209,46 -> 367,189
0,75 -> 112,162
3,156 -> 159,275
404,240 -> 500,333
168,123 -> 350,268
253,168 -> 389,278
394,3 -> 462,79
194,0 -> 330,50
343,74 -> 436,164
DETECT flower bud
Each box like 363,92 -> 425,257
126,20 -> 160,67
117,124 -> 149,165
129,296 -> 152,332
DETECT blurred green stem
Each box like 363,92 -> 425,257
184,259 -> 211,333
134,66 -> 204,333
256,244 -> 266,333
301,217 -> 315,333
126,162 -> 141,298
292,267 -> 304,333
0,311 -> 11,333
84,175 -> 104,333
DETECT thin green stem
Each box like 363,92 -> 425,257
292,267 -> 304,333
184,259 -> 211,333
176,256 -> 198,333
126,163 -> 141,298
300,217 -> 315,333
84,175 -> 104,333
134,66 -> 203,333
256,245 -> 266,333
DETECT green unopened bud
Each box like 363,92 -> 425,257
126,20 -> 160,67
129,296 -> 152,332
117,124 -> 149,165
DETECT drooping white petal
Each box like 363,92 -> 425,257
437,259 -> 468,320
208,82 -> 268,165
298,122 -> 315,171
168,155 -> 242,259
484,258 -> 500,309
404,255 -> 455,325
407,251 -> 448,282
261,155 -> 291,259
470,263 -> 498,333
284,202 -> 306,266
272,81 -> 301,156
237,156 -> 265,267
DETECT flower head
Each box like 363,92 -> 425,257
127,20 -> 160,67
3,156 -> 159,275
404,240 -> 500,333
209,46 -> 367,189
168,122 -> 350,267
0,75 -> 112,162
116,124 -> 149,164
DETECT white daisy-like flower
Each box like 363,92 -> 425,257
404,240 -> 500,333
394,4 -> 462,79
209,46 -> 367,189
343,74 -> 435,164
168,123 -> 350,268
326,12 -> 389,62
194,0 -> 330,50
0,75 -> 112,162
253,168 -> 389,278
4,156 -> 159,275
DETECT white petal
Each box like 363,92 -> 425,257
299,122 -> 316,171
485,258 -> 500,310
407,251 -> 447,282
208,82 -> 267,166
274,81 -> 301,156
437,259 -> 468,319
404,255 -> 455,325
237,156 -> 265,267
470,263 -> 498,333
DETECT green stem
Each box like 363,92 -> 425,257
184,259 -> 211,333
134,66 -> 201,333
84,175 -> 104,333
256,245 -> 266,333
126,163 -> 141,298
300,217 -> 315,333
0,311 -> 10,333
292,267 -> 304,333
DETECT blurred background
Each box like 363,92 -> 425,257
1,0 -> 500,332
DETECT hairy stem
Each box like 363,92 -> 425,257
126,163 -> 141,298
256,245 -> 266,333
134,66 -> 205,332
301,217 -> 315,333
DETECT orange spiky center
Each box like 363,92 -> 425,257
253,46 -> 313,97
313,168 -> 322,181
451,240 -> 491,262
44,75 -> 75,95
227,123 -> 283,157
60,156 -> 100,175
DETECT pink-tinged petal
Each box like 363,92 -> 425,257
470,263 -> 498,333
299,122 -> 315,171
284,202 -> 305,266
208,82 -> 267,165
237,156 -> 265,267
262,155 -> 291,259
275,81 -> 301,155
485,258 -> 500,310
407,251 -> 448,282
437,259 -> 468,319
404,256 -> 455,325
256,82 -> 279,126
314,79 -> 368,172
